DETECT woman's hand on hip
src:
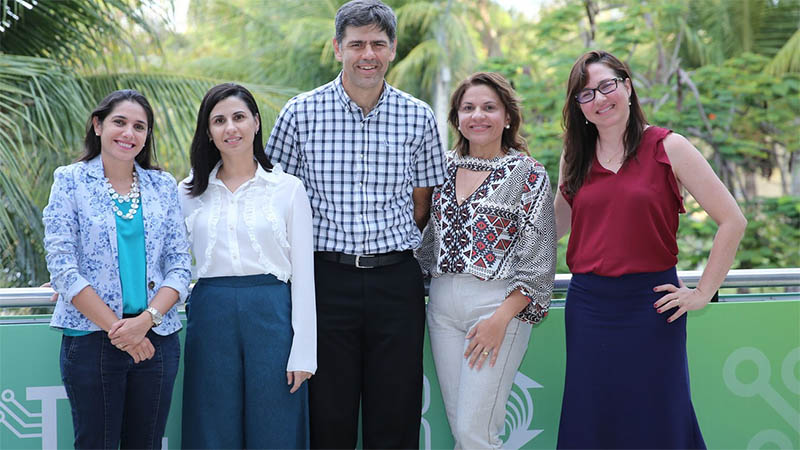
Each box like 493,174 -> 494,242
108,314 -> 151,349
287,371 -> 313,394
653,279 -> 712,323
465,313 -> 512,370
126,337 -> 155,363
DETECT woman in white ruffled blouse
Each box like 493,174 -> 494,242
179,83 -> 316,449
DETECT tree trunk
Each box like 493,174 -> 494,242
434,0 -> 453,150
434,65 -> 451,150
583,0 -> 598,48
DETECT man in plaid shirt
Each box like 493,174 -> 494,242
265,0 -> 446,448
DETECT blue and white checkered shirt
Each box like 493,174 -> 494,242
265,73 -> 446,254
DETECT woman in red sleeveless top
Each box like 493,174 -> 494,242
554,50 -> 746,449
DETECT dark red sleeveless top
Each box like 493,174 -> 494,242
561,126 -> 685,276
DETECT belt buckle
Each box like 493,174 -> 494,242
355,254 -> 375,269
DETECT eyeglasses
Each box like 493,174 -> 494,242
575,77 -> 624,104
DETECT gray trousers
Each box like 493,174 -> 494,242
428,274 -> 532,449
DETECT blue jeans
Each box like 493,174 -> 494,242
60,330 -> 180,449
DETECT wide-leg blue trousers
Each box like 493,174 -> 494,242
181,274 -> 309,449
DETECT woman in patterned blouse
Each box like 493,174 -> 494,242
417,72 -> 557,449
42,90 -> 191,449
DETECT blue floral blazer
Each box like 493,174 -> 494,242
43,156 -> 191,335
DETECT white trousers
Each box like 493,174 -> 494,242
428,274 -> 532,449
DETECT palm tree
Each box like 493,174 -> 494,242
0,0 -> 289,287
675,0 -> 800,74
167,0 -> 479,148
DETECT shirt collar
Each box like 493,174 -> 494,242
333,71 -> 390,115
254,161 -> 277,182
208,160 -> 225,187
208,159 -> 274,187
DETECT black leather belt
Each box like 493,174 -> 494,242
315,250 -> 411,269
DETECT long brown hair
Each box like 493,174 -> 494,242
561,50 -> 647,196
449,72 -> 527,156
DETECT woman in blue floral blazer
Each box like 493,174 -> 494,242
43,90 -> 191,449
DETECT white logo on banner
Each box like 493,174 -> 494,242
0,387 -> 168,450
0,386 -> 67,449
502,372 -> 544,449
420,372 -> 544,450
723,346 -> 800,449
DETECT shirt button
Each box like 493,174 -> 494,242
148,281 -> 155,290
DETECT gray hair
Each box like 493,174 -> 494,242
335,0 -> 397,44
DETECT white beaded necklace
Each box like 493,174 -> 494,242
104,171 -> 140,220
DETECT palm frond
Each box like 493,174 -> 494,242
0,0 -> 159,68
764,29 -> 800,75
0,54 -> 93,286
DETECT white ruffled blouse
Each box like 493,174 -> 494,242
179,162 -> 316,373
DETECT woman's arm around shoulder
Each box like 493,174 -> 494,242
554,152 -> 572,241
653,132 -> 747,322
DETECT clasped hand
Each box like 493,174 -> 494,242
108,314 -> 153,363
653,280 -> 712,323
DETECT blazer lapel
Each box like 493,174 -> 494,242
86,157 -> 118,261
136,164 -> 158,262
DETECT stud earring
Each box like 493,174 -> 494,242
505,124 -> 510,129
584,119 -> 588,125
628,100 -> 632,106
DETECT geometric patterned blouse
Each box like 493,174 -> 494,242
417,150 -> 557,324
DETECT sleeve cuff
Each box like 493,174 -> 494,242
63,277 -> 91,305
287,338 -> 317,374
160,276 -> 189,304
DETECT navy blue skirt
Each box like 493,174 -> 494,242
557,268 -> 706,449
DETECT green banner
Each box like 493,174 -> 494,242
2,301 -> 798,449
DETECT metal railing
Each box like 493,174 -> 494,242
1,268 -> 798,310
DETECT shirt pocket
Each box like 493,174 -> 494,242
375,137 -> 415,188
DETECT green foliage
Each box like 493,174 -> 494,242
678,196 -> 800,270
1,0 -> 797,286
476,0 -> 799,272
0,0 -> 290,287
